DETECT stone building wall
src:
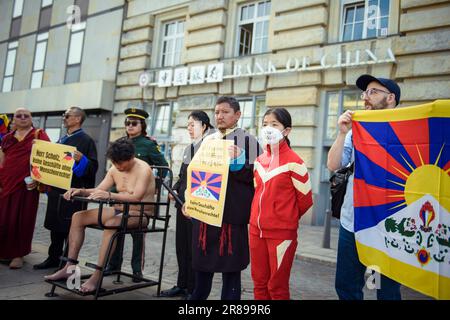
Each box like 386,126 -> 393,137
111,0 -> 450,225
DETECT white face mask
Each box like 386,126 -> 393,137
260,126 -> 285,145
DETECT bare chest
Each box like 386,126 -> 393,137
115,173 -> 138,194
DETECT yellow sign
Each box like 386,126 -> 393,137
185,139 -> 233,227
30,140 -> 76,190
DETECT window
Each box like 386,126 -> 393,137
66,0 -> 88,28
148,101 -> 178,165
67,31 -> 84,64
10,18 -> 21,38
149,101 -> 179,139
239,100 -> 254,130
324,90 -> 364,143
10,0 -> 24,39
237,97 -> 267,136
341,0 -> 390,41
152,103 -> 171,137
2,42 -> 19,92
12,0 -> 24,18
74,0 -> 89,22
31,33 -> 49,89
237,1 -> 271,56
65,22 -> 86,84
161,20 -> 185,67
45,128 -> 61,143
42,0 -> 53,7
38,0 -> 53,31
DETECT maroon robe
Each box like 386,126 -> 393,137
0,128 -> 50,259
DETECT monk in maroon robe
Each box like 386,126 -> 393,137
0,108 -> 49,269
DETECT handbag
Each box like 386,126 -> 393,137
329,162 -> 354,219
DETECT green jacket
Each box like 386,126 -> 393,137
131,135 -> 168,168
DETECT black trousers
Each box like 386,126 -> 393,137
189,271 -> 241,300
175,207 -> 194,293
48,230 -> 67,260
108,233 -> 144,273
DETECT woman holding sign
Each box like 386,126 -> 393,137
249,108 -> 313,300
160,111 -> 214,299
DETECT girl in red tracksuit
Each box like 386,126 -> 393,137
250,108 -> 313,300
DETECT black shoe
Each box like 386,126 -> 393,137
33,257 -> 60,270
132,271 -> 144,283
160,286 -> 187,297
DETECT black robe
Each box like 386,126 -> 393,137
44,129 -> 98,233
173,137 -> 206,208
191,128 -> 262,273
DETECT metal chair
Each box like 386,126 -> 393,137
45,166 -> 182,299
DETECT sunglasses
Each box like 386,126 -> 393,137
15,114 -> 31,119
62,113 -> 78,119
125,120 -> 140,127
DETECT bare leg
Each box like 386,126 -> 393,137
45,208 -> 116,281
79,213 -> 148,293
79,229 -> 117,293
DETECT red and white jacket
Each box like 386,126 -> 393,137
250,140 -> 313,240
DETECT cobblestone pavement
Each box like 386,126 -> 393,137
0,197 -> 429,300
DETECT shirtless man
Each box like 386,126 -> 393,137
45,138 -> 155,293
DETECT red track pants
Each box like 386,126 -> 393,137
249,233 -> 298,300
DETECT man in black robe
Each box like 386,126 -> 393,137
34,107 -> 98,269
185,97 -> 262,300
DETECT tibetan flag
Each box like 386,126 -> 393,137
0,114 -> 9,137
353,100 -> 450,300
191,170 -> 223,201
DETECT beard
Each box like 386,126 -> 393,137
365,96 -> 389,110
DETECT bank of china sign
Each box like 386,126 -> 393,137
139,48 -> 396,88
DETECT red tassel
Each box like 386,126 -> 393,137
219,223 -> 226,256
198,222 -> 207,255
198,222 -> 203,246
227,224 -> 233,255
202,224 -> 207,253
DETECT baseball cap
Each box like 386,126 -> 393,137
356,74 -> 401,106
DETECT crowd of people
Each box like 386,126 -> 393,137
0,73 -> 403,300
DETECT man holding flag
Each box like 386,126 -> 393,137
327,74 -> 402,300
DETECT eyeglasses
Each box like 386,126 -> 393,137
14,114 -> 31,119
125,120 -> 139,127
361,88 -> 391,99
187,121 -> 201,129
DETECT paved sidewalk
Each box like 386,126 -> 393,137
297,223 -> 338,266
0,196 -> 429,300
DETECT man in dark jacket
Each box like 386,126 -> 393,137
185,97 -> 262,300
34,107 -> 98,270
